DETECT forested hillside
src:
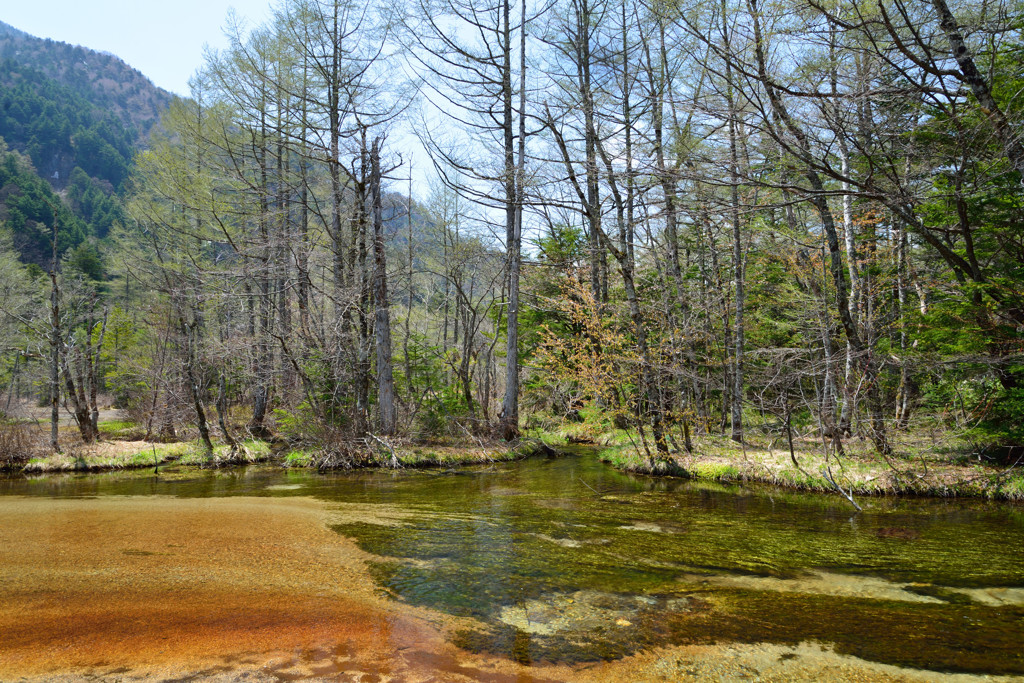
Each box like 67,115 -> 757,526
0,20 -> 171,190
0,61 -> 135,188
0,142 -> 90,264
0,0 -> 1021,478
0,20 -> 171,271
0,21 -> 171,147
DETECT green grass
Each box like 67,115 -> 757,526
97,419 -> 145,440
525,405 -> 648,452
392,445 -> 526,468
282,448 -> 315,467
690,461 -> 741,480
530,399 -> 1024,501
22,442 -> 190,472
179,439 -> 273,467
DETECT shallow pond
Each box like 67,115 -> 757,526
2,451 -> 1023,678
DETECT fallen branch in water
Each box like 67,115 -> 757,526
367,433 -> 402,469
578,476 -> 601,496
822,465 -> 863,512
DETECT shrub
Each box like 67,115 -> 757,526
0,420 -> 39,468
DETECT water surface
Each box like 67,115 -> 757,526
2,452 -> 1023,678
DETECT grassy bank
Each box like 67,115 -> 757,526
526,408 -> 1024,502
16,439 -> 275,473
598,441 -> 1024,501
6,413 -> 1022,503
279,439 -> 547,469
1,417 -> 549,474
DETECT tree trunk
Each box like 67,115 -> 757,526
61,351 -> 96,443
182,320 -> 214,457
748,0 -> 891,456
499,0 -> 522,441
88,310 -> 107,438
929,0 -> 1024,175
722,1 -> 744,442
370,138 -> 396,436
48,212 -> 61,453
217,373 -> 239,453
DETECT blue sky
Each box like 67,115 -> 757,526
3,1 -> 276,96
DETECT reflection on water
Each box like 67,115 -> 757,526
3,452 -> 1024,675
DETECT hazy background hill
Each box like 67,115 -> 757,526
0,20 -> 172,190
0,19 -> 442,277
0,20 -> 172,150
0,20 -> 172,269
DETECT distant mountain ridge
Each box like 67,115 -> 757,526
0,20 -> 435,273
0,19 -> 174,269
0,20 -> 172,141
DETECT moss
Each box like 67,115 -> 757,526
691,462 -> 741,480
282,449 -> 315,467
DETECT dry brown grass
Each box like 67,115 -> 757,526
0,421 -> 39,468
598,431 -> 1024,501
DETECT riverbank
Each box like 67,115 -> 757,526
4,415 -> 1021,502
0,423 -> 549,475
532,419 -> 1024,502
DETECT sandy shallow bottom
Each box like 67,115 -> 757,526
0,495 -> 1019,683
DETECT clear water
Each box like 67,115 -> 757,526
3,451 -> 1023,675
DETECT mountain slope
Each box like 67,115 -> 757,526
0,20 -> 173,268
0,21 -> 172,143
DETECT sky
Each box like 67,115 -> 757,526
2,0 -> 277,96
0,1 -> 458,200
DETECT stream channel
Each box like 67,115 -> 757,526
1,449 -> 1023,680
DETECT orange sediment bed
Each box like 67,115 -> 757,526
1,495 -> 1015,682
0,496 -> 509,680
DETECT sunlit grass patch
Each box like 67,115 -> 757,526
21,441 -> 189,472
1002,474 -> 1024,501
690,461 -> 741,480
282,448 -> 315,467
179,439 -> 273,467
392,445 -> 526,468
97,419 -> 145,440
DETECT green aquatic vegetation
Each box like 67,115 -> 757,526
450,587 -> 1024,673
3,453 -> 1023,675
323,455 -> 1024,674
